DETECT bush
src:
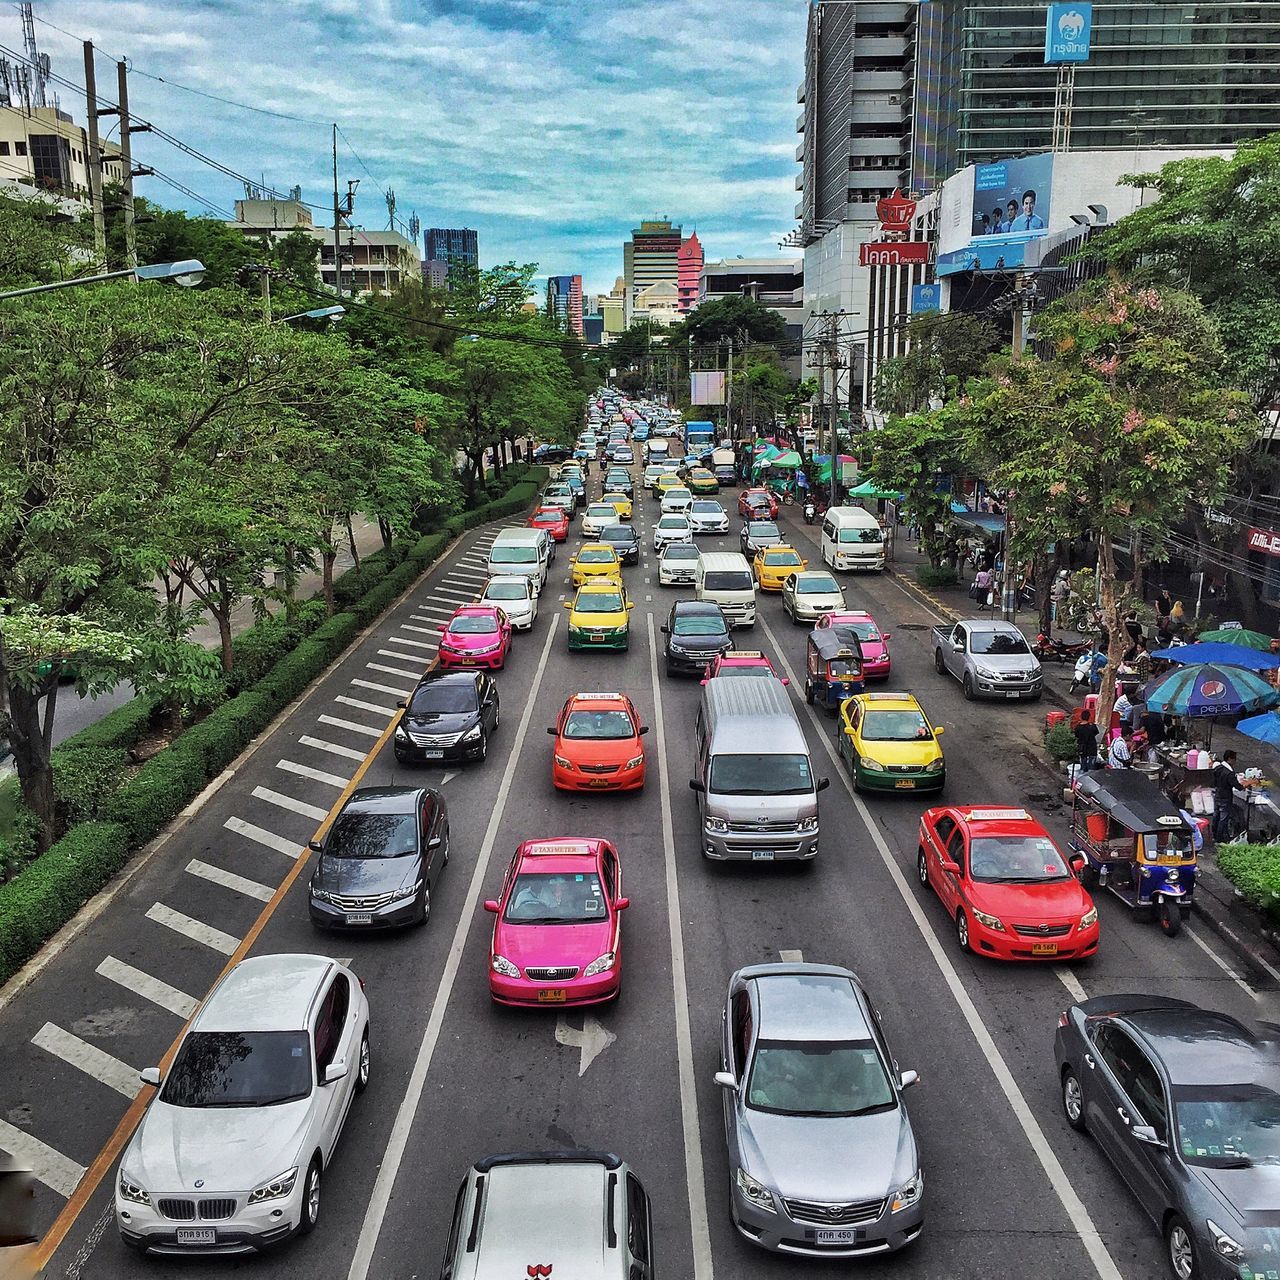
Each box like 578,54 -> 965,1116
105,745 -> 210,846
229,600 -> 326,692
58,694 -> 159,753
1044,723 -> 1078,763
0,793 -> 42,882
1216,843 -> 1280,927
409,531 -> 450,568
916,565 -> 959,590
51,745 -> 128,826
0,822 -> 131,984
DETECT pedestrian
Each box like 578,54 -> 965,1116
1167,601 -> 1188,640
1113,686 -> 1135,729
1074,711 -> 1100,773
1178,808 -> 1205,853
1211,750 -> 1240,842
1140,706 -> 1167,762
971,565 -> 993,606
1123,610 -> 1143,644
1107,726 -> 1134,769
1129,636 -> 1152,681
1155,588 -> 1173,620
1049,570 -> 1070,627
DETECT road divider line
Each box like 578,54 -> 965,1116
318,714 -> 385,738
1186,925 -> 1261,1001
32,1024 -> 140,1099
0,1117 -> 85,1198
346,615 -> 562,1280
251,786 -> 330,822
185,858 -> 274,903
758,613 -> 1123,1280
223,815 -> 302,858
276,758 -> 349,789
646,613 -> 715,1280
334,694 -> 396,716
144,903 -> 239,956
299,734 -> 368,762
95,957 -> 197,1018
1055,966 -> 1089,1004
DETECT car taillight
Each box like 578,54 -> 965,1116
1057,1010 -> 1069,1028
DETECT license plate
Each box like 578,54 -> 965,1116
752,850 -> 775,861
537,989 -> 567,1002
346,913 -> 373,925
590,635 -> 606,643
1005,691 -> 1020,698
177,1228 -> 217,1245
588,779 -> 611,788
894,779 -> 916,789
1031,942 -> 1059,956
814,1228 -> 859,1244
424,749 -> 444,760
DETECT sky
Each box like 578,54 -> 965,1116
21,0 -> 809,299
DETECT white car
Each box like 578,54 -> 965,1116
659,542 -> 701,586
660,487 -> 694,516
653,515 -> 693,552
581,503 -> 619,538
782,570 -> 847,623
479,575 -> 538,630
116,954 -> 369,1255
688,499 -> 729,534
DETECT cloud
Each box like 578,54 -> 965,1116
33,0 -> 807,296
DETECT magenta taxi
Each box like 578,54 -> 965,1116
438,605 -> 512,670
817,609 -> 892,678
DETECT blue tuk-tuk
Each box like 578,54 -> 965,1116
804,627 -> 865,713
1068,769 -> 1196,936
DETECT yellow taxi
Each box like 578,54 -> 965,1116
564,581 -> 634,652
601,490 -> 633,521
836,691 -> 946,794
687,467 -> 719,494
654,473 -> 683,497
753,544 -> 808,591
570,543 -> 624,587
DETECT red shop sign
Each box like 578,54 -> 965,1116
1247,527 -> 1280,558
860,241 -> 930,267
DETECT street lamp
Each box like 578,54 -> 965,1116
278,305 -> 346,324
0,258 -> 206,300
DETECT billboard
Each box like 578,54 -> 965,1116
860,241 -> 930,267
1045,3 -> 1093,64
969,152 -> 1054,244
690,370 -> 726,406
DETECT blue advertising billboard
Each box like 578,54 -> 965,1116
911,283 -> 941,314
970,152 -> 1054,244
1044,3 -> 1092,64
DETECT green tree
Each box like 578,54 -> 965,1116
683,295 -> 787,347
873,311 -> 1002,415
0,191 -> 89,287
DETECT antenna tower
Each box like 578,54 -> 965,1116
385,187 -> 396,230
19,3 -> 47,108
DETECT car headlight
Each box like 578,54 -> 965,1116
554,754 -> 574,770
976,666 -> 1000,679
462,724 -> 483,741
859,756 -> 886,772
890,1171 -> 924,1213
118,1171 -> 151,1206
972,907 -> 1005,932
394,722 -> 409,739
706,816 -> 729,833
491,954 -> 520,978
390,880 -> 423,902
924,757 -> 945,773
797,816 -> 818,833
736,1168 -> 777,1214
1207,1219 -> 1244,1261
247,1167 -> 298,1204
310,885 -> 335,904
1166,868 -> 1180,882
583,952 -> 616,977
624,754 -> 644,770
1080,906 -> 1098,928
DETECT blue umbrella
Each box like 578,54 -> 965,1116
1238,712 -> 1280,747
1150,641 -> 1280,672
1142,663 -> 1280,718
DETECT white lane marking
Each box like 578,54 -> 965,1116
399,624 -> 440,636
299,734 -> 368,762
185,858 -> 274,903
412,607 -> 454,620
32,1023 -> 139,1098
646,612 -> 715,1280
276,758 -> 349,789
0,1117 -> 85,1197
145,903 -> 240,956
335,694 -> 397,716
96,956 -> 198,1018
319,714 -> 384,739
779,949 -> 804,963
346,616 -> 561,1280
1212,921 -> 1280,984
554,1013 -> 617,1077
251,786 -> 329,822
433,588 -> 476,603
351,678 -> 413,699
444,570 -> 488,583
1185,926 -> 1260,1001
439,771 -> 459,787
378,646 -> 431,665
758,613 -> 1123,1280
224,815 -> 303,858
1055,966 -> 1089,1003
389,634 -> 436,649
367,661 -> 421,681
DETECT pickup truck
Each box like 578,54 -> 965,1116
711,447 -> 736,486
931,620 -> 1043,701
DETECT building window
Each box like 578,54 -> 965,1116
0,141 -> 8,155
15,141 -> 26,156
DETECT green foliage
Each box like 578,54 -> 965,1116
58,695 -> 160,753
0,794 -> 42,881
874,312 -> 1001,415
0,191 -> 90,289
51,746 -> 128,826
684,295 -> 788,347
915,565 -> 959,590
1216,843 -> 1280,927
228,600 -> 326,694
1044,723 -> 1079,763
105,741 -> 209,846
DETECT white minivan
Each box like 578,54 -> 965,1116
486,529 -> 550,593
695,551 -> 756,628
820,505 -> 885,572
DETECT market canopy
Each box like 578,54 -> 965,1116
1196,627 -> 1276,652
950,510 -> 1006,536
769,450 -> 804,468
1238,711 -> 1280,748
1150,641 -> 1280,672
1141,663 -> 1280,718
848,479 -> 900,499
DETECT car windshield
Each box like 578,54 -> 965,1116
838,619 -> 881,642
969,835 -> 1070,882
588,506 -> 615,518
861,710 -> 932,741
504,872 -> 608,923
578,549 -> 616,563
969,630 -> 1032,656
162,1031 -> 312,1108
747,1040 -> 895,1117
564,710 -> 635,740
531,512 -> 561,525
450,615 -> 498,634
705,571 -> 752,592
409,684 -> 477,714
721,665 -> 773,678
665,545 -> 699,560
484,582 -> 528,601
749,522 -> 779,538
326,811 -> 418,858
797,576 -> 839,595
673,613 -> 725,636
602,529 -> 632,543
838,526 -> 883,544
578,592 -> 624,613
490,546 -> 536,564
1174,1083 -> 1280,1166
766,551 -> 803,567
659,518 -> 688,530
709,753 -> 812,795
693,502 -> 720,513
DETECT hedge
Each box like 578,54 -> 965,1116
1216,842 -> 1280,928
58,693 -> 160,753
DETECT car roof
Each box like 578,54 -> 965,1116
473,1161 -> 609,1270
854,692 -> 921,712
577,542 -> 618,554
198,954 -> 336,1033
674,600 -> 723,615
341,785 -> 424,815
795,569 -> 836,581
483,575 -> 532,590
577,580 -> 624,594
566,691 -> 632,709
946,805 -> 1044,836
752,969 -> 870,1042
761,544 -> 800,556
417,669 -> 481,688
664,542 -> 699,554
1121,1006 -> 1272,1087
450,605 -> 500,618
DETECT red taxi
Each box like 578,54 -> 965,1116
484,838 -> 629,1006
917,806 -> 1099,961
737,488 -> 779,519
699,650 -> 788,686
528,505 -> 570,542
549,692 -> 648,792
438,605 -> 512,671
817,610 -> 892,678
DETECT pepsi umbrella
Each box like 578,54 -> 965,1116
1150,641 -> 1280,672
1141,663 -> 1280,718
1238,712 -> 1280,748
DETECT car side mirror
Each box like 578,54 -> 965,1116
322,1058 -> 348,1086
952,640 -> 964,652
1131,1125 -> 1166,1149
627,602 -> 635,610
934,726 -> 945,737
882,632 -> 892,640
396,699 -> 407,709
308,839 -> 324,853
639,726 -> 649,735
816,777 -> 830,793
940,858 -> 961,875
660,625 -> 670,635
615,897 -> 630,911
562,602 -> 573,609
780,677 -> 790,686
713,1070 -> 739,1091
1070,853 -> 1086,874
483,898 -> 500,914
899,1069 -> 919,1090
689,779 -> 705,793
139,1066 -> 161,1087
547,727 -> 558,735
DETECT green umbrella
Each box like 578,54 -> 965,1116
1196,627 -> 1274,651
848,479 -> 899,499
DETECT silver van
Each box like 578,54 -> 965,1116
695,551 -> 756,628
486,528 -> 550,593
691,678 -> 828,862
440,1151 -> 655,1279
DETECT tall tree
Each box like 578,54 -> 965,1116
873,311 -> 1002,415
683,295 -> 787,347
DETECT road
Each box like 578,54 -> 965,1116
0,473 -> 1274,1280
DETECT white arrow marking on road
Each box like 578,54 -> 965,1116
439,771 -> 459,787
555,1013 -> 616,1077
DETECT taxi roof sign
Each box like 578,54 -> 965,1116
861,692 -> 913,702
967,808 -> 1030,821
526,841 -> 594,856
576,691 -> 624,700
724,650 -> 764,659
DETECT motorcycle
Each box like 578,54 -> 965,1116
1070,648 -> 1108,694
803,500 -> 817,525
1032,633 -> 1092,664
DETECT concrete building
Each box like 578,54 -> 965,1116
583,313 -> 605,346
0,104 -> 124,202
423,259 -> 449,289
623,219 -> 682,325
424,226 -> 478,289
631,280 -> 681,327
600,276 -> 627,337
700,257 -> 805,374
677,231 -> 704,314
546,273 -> 584,336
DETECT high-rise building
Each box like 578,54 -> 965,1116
623,219 -> 682,326
677,232 -> 704,313
546,274 -> 584,336
424,227 -> 479,289
600,277 -> 626,337
700,257 -> 805,374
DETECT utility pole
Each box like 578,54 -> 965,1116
332,125 -> 343,298
827,313 -> 840,510
82,42 -> 106,264
115,61 -> 138,268
725,336 -> 734,438
1010,271 -> 1027,360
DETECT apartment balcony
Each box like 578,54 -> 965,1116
797,82 -> 805,104
849,136 -> 905,156
795,172 -> 805,191
852,70 -> 907,92
795,198 -> 805,220
796,140 -> 805,162
796,111 -> 805,133
854,35 -> 908,59
850,98 -> 906,126
848,168 -> 908,190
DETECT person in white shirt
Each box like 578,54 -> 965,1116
1107,727 -> 1133,769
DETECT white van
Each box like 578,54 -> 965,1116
820,505 -> 885,572
486,528 -> 550,593
645,438 -> 671,462
695,551 -> 756,628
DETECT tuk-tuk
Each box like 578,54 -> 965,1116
1068,769 -> 1196,936
804,626 -> 865,713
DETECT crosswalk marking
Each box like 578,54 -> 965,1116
377,647 -> 429,668
0,1117 -> 86,1197
367,660 -> 420,681
224,815 -> 303,857
251,786 -> 329,822
96,956 -> 198,1018
390,633 -> 436,648
412,608 -> 454,620
434,589 -> 476,603
33,1023 -> 140,1098
335,694 -> 396,716
276,759 -> 348,789
319,713 -> 385,737
445,570 -> 487,582
351,677 -> 412,699
299,734 -> 367,762
186,858 -> 274,902
145,903 -> 240,955
399,624 -> 439,636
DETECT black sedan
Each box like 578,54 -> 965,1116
309,785 -> 448,928
662,601 -> 732,676
394,670 -> 499,765
533,443 -> 572,463
598,523 -> 640,565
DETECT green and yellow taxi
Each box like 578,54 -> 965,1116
601,490 -> 633,521
753,544 -> 808,592
837,691 -> 946,794
569,543 -> 624,588
564,581 -> 634,652
687,467 -> 719,495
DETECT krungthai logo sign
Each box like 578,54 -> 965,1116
1044,2 -> 1092,64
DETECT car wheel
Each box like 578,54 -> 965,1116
917,847 -> 930,890
962,674 -> 975,701
355,1030 -> 371,1094
300,1158 -> 322,1234
1061,1068 -> 1086,1132
1165,1213 -> 1199,1280
417,885 -> 431,926
478,732 -> 488,762
955,909 -> 972,953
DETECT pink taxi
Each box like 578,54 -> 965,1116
816,610 -> 892,679
438,605 -> 512,670
483,838 -> 628,1007
699,649 -> 789,686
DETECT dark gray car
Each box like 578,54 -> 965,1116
662,601 -> 731,676
308,786 -> 448,930
714,963 -> 924,1258
1056,994 -> 1280,1280
598,523 -> 640,565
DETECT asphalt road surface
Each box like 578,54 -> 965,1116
1,473 -> 1275,1280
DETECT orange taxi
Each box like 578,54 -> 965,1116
549,692 -> 649,792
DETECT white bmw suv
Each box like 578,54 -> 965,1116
116,954 -> 370,1255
